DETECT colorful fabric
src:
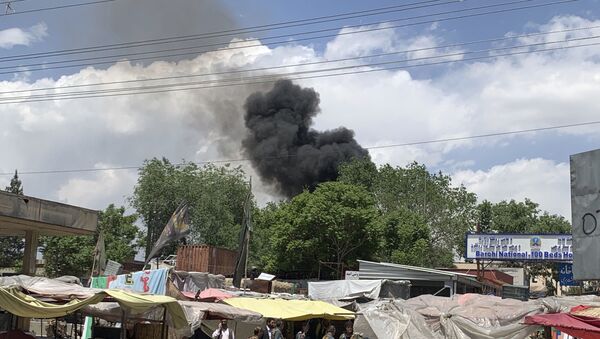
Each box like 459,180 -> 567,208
108,268 -> 168,295
90,276 -> 108,289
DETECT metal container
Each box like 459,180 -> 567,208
175,245 -> 237,276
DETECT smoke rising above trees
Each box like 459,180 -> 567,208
242,79 -> 370,197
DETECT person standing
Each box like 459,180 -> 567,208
212,319 -> 235,339
248,327 -> 261,339
260,319 -> 276,339
272,319 -> 284,339
322,325 -> 336,339
339,322 -> 355,339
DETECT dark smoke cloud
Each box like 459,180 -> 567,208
242,79 -> 369,197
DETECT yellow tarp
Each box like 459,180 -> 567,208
104,290 -> 188,330
224,298 -> 354,321
0,287 -> 104,318
0,287 -> 188,330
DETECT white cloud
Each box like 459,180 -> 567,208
57,165 -> 137,209
0,23 -> 47,49
0,16 -> 599,210
453,158 -> 570,217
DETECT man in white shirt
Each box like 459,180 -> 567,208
212,319 -> 235,339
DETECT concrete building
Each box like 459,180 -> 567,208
0,191 -> 98,275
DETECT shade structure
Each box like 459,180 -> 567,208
0,287 -> 188,332
224,298 -> 354,321
196,288 -> 234,302
524,312 -> 600,339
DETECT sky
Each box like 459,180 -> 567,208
0,0 -> 599,219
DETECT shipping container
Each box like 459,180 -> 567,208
175,245 -> 237,276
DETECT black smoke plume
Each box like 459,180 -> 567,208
242,79 -> 369,197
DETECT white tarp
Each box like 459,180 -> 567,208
0,275 -> 100,299
308,280 -> 382,300
354,299 -> 440,339
354,294 -> 600,339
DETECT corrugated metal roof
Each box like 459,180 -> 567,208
357,260 -> 479,282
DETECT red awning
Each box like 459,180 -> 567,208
524,312 -> 600,339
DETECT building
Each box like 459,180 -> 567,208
357,260 -> 501,297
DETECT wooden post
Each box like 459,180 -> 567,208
161,307 -> 168,339
16,230 -> 38,331
121,310 -> 126,339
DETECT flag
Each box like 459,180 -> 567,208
92,232 -> 107,276
145,203 -> 190,265
233,186 -> 252,288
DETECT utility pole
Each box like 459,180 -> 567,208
244,177 -> 252,281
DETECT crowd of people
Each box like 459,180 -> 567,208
211,319 -> 363,339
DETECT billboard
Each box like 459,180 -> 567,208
559,263 -> 578,287
571,149 -> 600,280
465,233 -> 572,261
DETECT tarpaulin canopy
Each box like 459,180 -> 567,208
524,312 -> 600,339
196,288 -> 234,302
354,299 -> 440,339
225,297 -> 354,321
0,275 -> 100,299
0,287 -> 188,332
0,286 -> 105,319
308,280 -> 382,300
82,300 -> 261,335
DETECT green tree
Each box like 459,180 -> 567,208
477,200 -> 493,232
381,208 -> 437,267
487,199 -> 539,233
6,170 -> 23,195
130,158 -> 251,258
339,159 -> 478,266
98,204 -> 139,263
42,205 -> 139,278
0,170 -> 25,268
255,182 -> 380,277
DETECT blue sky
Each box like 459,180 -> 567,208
1,0 -> 599,217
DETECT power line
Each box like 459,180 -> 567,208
0,0 -> 116,17
2,35 -> 598,103
0,0 -> 457,62
1,24 -> 598,96
4,34 -> 599,100
0,0 -> 575,74
0,0 -> 27,5
0,0 -> 568,69
3,119 -> 599,176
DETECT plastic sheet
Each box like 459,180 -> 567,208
356,294 -> 600,339
309,280 -> 382,300
0,275 -> 100,299
354,299 -> 440,339
171,271 -> 225,294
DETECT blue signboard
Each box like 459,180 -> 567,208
559,263 -> 578,287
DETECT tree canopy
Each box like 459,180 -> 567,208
338,158 -> 477,267
0,170 -> 24,268
253,181 -> 380,278
130,158 -> 251,258
42,204 -> 139,278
